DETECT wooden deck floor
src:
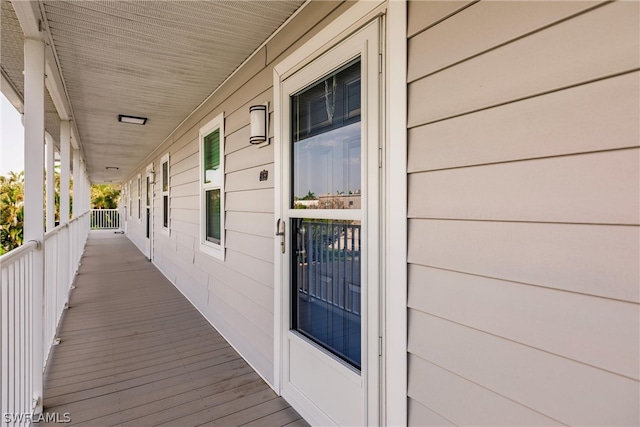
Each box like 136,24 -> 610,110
38,232 -> 307,427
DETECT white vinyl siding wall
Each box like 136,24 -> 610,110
406,1 -> 639,426
124,0 -> 353,385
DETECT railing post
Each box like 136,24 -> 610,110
23,37 -> 45,415
72,148 -> 80,220
60,121 -> 71,226
46,133 -> 56,232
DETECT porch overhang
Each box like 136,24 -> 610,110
1,0 -> 305,183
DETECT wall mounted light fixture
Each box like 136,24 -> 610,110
118,114 -> 147,125
249,103 -> 268,146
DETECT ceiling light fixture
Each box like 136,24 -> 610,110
105,166 -> 119,170
118,114 -> 147,125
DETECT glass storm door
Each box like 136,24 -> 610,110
144,168 -> 152,259
278,21 -> 380,426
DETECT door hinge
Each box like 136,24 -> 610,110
378,148 -> 382,168
378,53 -> 383,74
378,336 -> 383,356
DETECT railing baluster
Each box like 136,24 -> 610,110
90,209 -> 121,230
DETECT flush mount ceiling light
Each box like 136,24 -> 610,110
118,114 -> 147,125
105,166 -> 119,170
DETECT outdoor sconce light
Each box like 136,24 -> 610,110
249,104 -> 268,145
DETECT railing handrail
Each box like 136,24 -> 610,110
43,210 -> 91,240
44,222 -> 69,240
70,210 -> 90,223
0,240 -> 38,264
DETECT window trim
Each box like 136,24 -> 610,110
199,113 -> 225,260
161,153 -> 170,236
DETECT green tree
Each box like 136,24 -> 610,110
91,184 -> 121,209
301,190 -> 316,201
0,171 -> 25,254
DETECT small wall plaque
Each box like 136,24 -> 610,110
259,170 -> 268,182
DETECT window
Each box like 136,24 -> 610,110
137,174 -> 141,222
128,182 -> 132,218
199,113 -> 225,260
161,153 -> 170,235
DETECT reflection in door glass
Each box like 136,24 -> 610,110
292,219 -> 361,368
290,58 -> 362,368
292,60 -> 361,210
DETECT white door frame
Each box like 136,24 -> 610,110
274,2 -> 386,425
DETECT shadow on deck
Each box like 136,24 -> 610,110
38,232 -> 307,427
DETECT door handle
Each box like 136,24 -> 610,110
276,219 -> 286,254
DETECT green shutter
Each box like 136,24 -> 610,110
204,129 -> 220,183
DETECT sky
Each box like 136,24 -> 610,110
0,93 -> 25,176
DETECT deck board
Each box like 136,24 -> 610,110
38,232 -> 307,427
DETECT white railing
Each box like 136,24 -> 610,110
296,221 -> 361,314
43,213 -> 90,365
1,211 -> 89,426
90,209 -> 120,230
0,241 -> 37,427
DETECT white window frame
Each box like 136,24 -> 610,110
161,153 -> 170,236
198,113 -> 225,260
137,174 -> 141,223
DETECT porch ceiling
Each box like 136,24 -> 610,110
3,1 -> 304,183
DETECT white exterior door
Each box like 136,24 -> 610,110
144,164 -> 153,259
276,20 -> 381,426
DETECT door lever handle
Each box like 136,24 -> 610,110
275,219 -> 285,253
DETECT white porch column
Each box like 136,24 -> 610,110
45,132 -> 55,231
86,174 -> 91,213
23,37 -> 45,415
85,167 -> 90,213
72,148 -> 80,219
60,121 -> 71,225
81,160 -> 88,213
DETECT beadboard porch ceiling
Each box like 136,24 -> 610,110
2,0 -> 304,183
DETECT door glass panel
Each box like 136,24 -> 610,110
290,58 -> 362,369
292,219 -> 361,368
292,60 -> 361,210
146,176 -> 150,238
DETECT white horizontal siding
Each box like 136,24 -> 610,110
406,1 -> 640,425
408,1 -> 599,82
407,397 -> 455,427
408,264 -> 640,380
409,149 -> 639,225
408,219 -> 639,303
408,311 -> 639,426
408,1 -> 639,126
408,354 -> 561,426
408,71 -> 640,172
225,212 -> 274,238
407,0 -> 474,38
